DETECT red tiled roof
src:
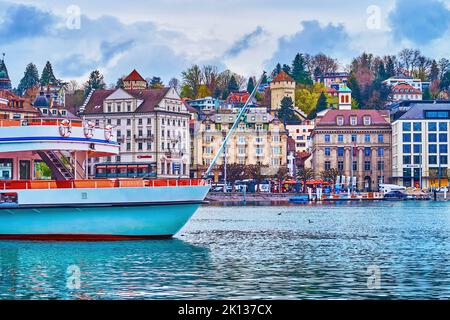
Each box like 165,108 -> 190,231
123,69 -> 146,82
0,89 -> 38,113
273,70 -> 294,83
226,91 -> 250,104
316,109 -> 390,126
82,88 -> 170,114
392,83 -> 421,94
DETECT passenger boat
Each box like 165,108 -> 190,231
0,73 -> 265,241
0,118 -> 210,240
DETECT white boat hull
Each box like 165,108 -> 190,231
0,185 -> 210,240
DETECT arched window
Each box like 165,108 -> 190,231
345,95 -> 349,103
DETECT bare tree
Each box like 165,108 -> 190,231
168,77 -> 180,90
66,80 -> 80,94
202,65 -> 219,95
438,58 -> 450,80
398,49 -> 415,74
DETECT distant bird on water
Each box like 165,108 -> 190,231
308,219 -> 313,224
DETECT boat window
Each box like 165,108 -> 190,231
0,192 -> 18,205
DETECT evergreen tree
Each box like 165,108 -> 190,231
313,66 -> 322,80
422,88 -> 432,100
116,77 -> 124,89
228,75 -> 239,93
272,63 -> 282,77
315,92 -> 328,113
17,63 -> 40,95
348,75 -> 362,108
291,53 -> 312,85
376,62 -> 387,81
261,73 -> 268,85
246,77 -> 255,93
282,64 -> 291,75
307,92 -> 328,120
149,76 -> 164,89
40,61 -> 57,86
385,56 -> 396,77
84,70 -> 106,97
277,97 -> 298,124
429,60 -> 439,81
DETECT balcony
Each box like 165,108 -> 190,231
164,150 -> 183,159
134,134 -> 154,142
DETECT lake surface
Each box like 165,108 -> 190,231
1,201 -> 449,300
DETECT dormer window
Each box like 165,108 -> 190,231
52,109 -> 58,115
61,110 -> 67,116
350,116 -> 357,125
336,116 -> 344,126
363,116 -> 371,125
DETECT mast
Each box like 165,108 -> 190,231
203,72 -> 266,179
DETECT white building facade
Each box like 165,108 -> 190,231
392,103 -> 449,188
81,87 -> 191,179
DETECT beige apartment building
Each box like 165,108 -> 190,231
191,107 -> 288,178
311,106 -> 392,191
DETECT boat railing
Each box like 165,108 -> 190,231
0,179 -> 210,190
0,118 -> 83,128
0,118 -> 113,130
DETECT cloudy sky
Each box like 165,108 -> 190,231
1,0 -> 449,87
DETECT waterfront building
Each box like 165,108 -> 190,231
286,119 -> 315,153
391,103 -> 450,188
0,89 -> 39,120
391,83 -> 423,101
311,89 -> 392,191
383,75 -> 430,93
269,71 -> 296,110
314,72 -> 349,89
191,106 -> 288,178
80,74 -> 191,179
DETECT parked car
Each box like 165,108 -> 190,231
211,184 -> 232,192
384,190 -> 408,200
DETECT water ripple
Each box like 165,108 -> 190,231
0,201 -> 449,299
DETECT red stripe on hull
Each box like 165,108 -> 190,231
0,234 -> 174,242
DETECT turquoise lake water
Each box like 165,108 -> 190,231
0,201 -> 449,300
